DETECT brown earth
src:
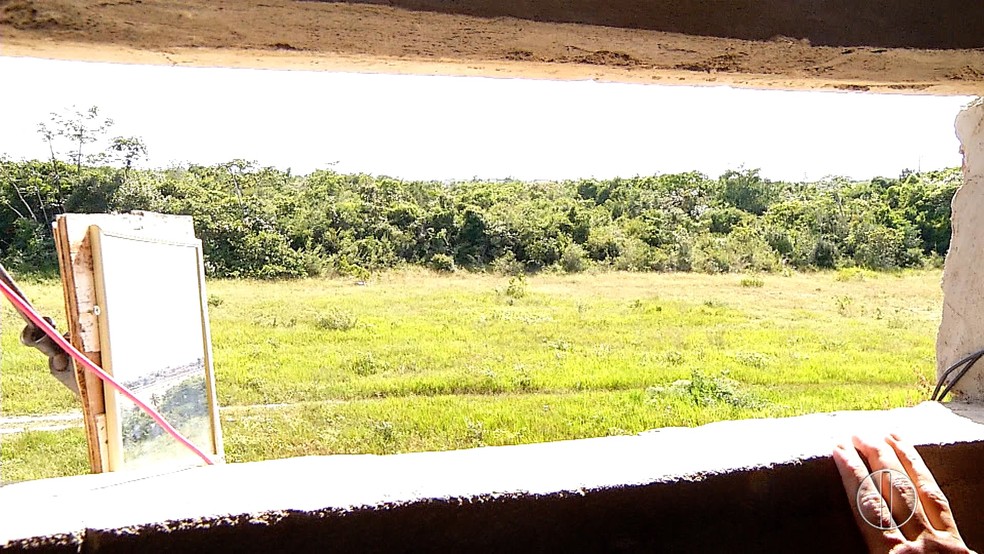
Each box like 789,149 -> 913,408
1,0 -> 984,94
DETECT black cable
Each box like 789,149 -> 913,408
932,349 -> 981,399
936,352 -> 984,401
931,348 -> 984,402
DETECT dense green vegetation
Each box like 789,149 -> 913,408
0,156 -> 960,278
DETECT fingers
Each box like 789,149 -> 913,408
886,434 -> 960,536
835,435 -> 969,554
851,435 -> 926,538
832,442 -> 906,552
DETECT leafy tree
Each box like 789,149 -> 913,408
107,136 -> 148,181
719,168 -> 776,215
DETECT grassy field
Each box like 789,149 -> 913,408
1,268 -> 942,482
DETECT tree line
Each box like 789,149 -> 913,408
0,157 -> 959,278
0,108 -> 961,279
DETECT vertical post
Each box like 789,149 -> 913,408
938,98 -> 984,401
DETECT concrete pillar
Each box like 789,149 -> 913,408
938,98 -> 984,400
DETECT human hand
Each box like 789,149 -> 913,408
833,434 -> 975,554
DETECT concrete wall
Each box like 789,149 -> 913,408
3,86 -> 983,554
939,99 -> 984,401
3,402 -> 984,553
334,0 -> 984,48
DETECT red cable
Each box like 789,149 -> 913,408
0,278 -> 215,466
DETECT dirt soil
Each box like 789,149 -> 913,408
1,0 -> 984,94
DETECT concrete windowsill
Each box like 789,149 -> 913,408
2,401 -> 984,552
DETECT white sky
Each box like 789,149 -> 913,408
0,56 -> 976,182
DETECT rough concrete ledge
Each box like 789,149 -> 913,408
347,0 -> 984,49
3,402 -> 984,553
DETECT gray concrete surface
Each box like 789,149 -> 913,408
2,402 -> 984,553
939,99 -> 984,401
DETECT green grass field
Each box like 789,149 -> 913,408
1,269 -> 942,482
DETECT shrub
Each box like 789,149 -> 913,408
585,226 -> 622,262
733,351 -> 768,368
835,295 -> 854,317
429,253 -> 457,273
923,252 -> 945,270
834,268 -> 867,282
693,236 -> 732,273
505,275 -> 528,299
315,308 -> 358,331
661,351 -> 684,365
560,243 -> 589,273
491,251 -> 525,276
613,238 -> 666,271
705,206 -> 748,235
811,238 -> 838,269
647,370 -> 764,409
373,420 -> 396,442
739,276 -> 764,288
693,228 -> 781,274
0,219 -> 57,273
109,176 -> 166,213
346,352 -> 384,376
301,249 -> 329,278
523,237 -> 563,269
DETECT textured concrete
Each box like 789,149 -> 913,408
346,0 -> 984,49
939,99 -> 984,401
2,402 -> 984,553
7,1 -> 984,94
